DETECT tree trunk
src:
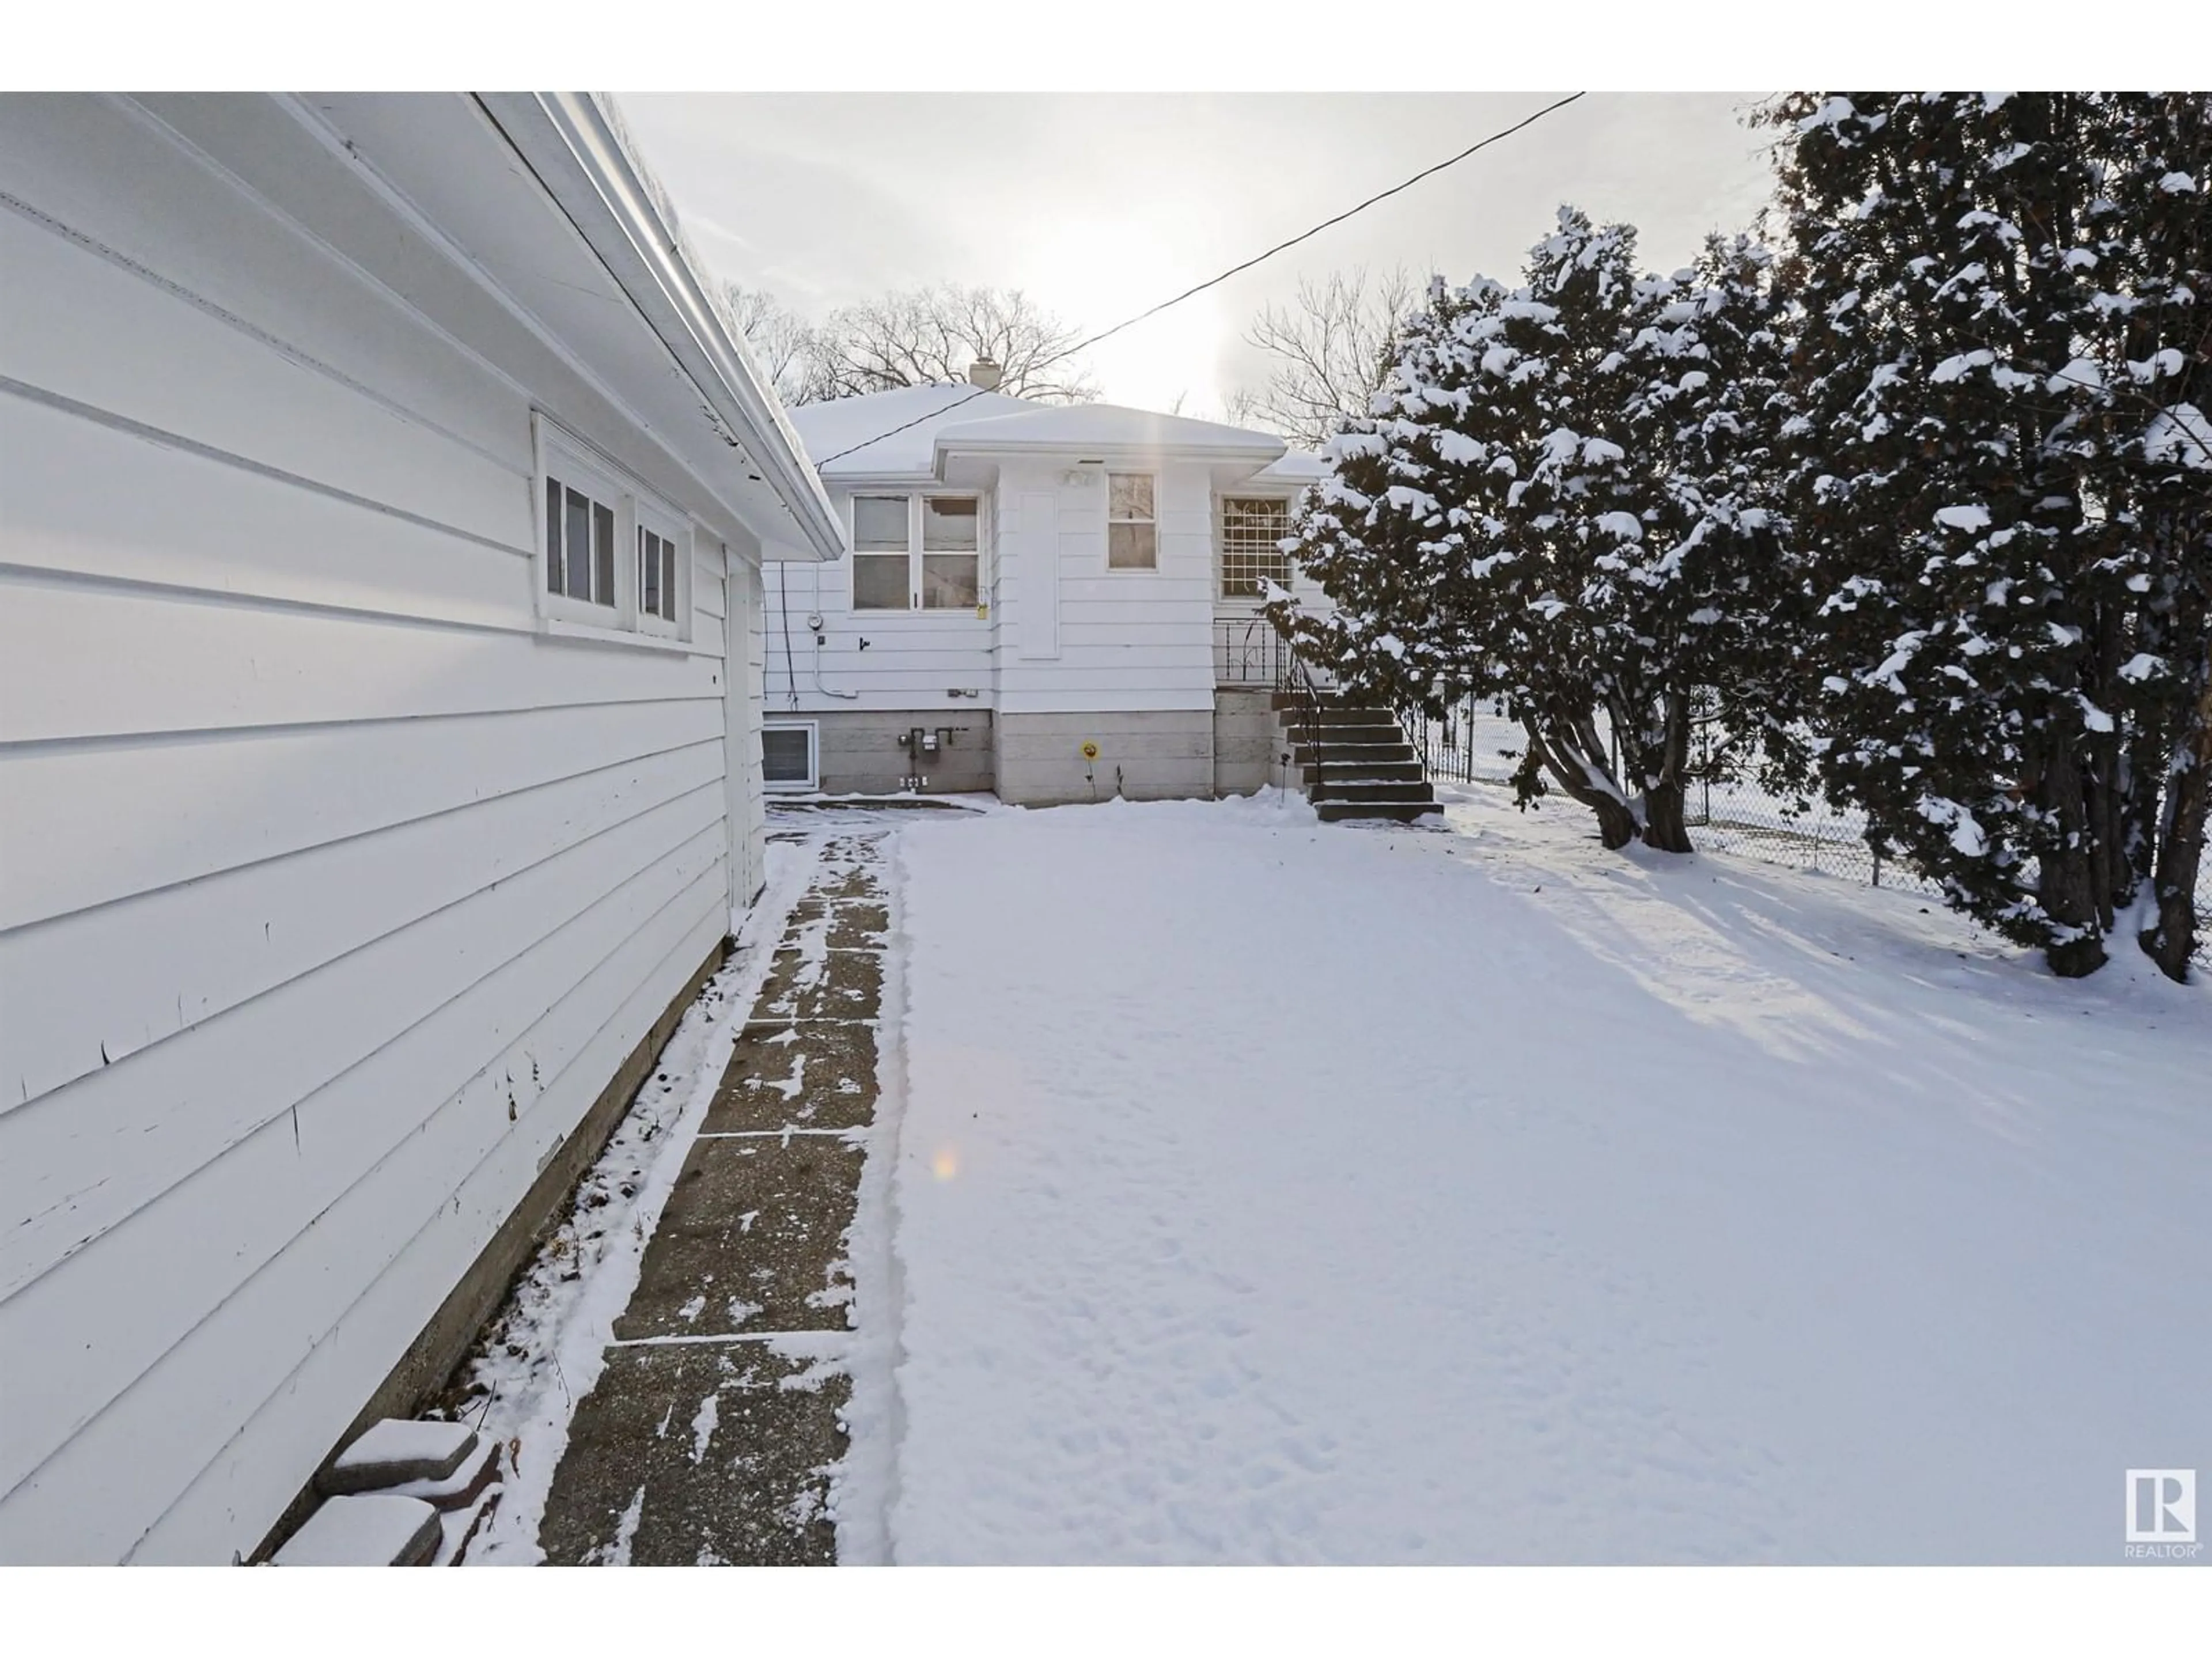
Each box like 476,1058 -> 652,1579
2140,654 -> 2211,984
1638,691 -> 1696,853
1590,793 -> 1641,851
1523,718 -> 1641,850
1641,779 -> 1694,853
2088,586 -> 2131,925
2037,741 -> 2108,978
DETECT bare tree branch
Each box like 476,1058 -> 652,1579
1216,385 -> 1267,429
723,283 -> 828,406
813,285 -> 1101,403
1230,266 -> 1419,448
723,282 -> 1101,408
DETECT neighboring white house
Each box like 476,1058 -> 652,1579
0,92 -> 844,1563
763,375 -> 1328,804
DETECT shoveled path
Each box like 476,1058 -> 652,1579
535,831 -> 891,1566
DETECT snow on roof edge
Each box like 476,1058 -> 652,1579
588,90 -> 836,548
591,92 -> 756,371
935,403 -> 1287,456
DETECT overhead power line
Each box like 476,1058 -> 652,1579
812,91 -> 1589,467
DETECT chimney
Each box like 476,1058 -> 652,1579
966,357 -> 1003,391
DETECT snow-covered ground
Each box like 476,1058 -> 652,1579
881,787 -> 2210,1564
1414,709 -> 2212,929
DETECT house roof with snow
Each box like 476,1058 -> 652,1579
1251,448 -> 1330,485
788,384 -> 1294,482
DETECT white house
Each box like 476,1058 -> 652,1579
0,92 -> 843,1563
762,375 -> 1329,804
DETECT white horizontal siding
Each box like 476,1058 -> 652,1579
0,202 -> 524,550
693,543 -> 728,622
1059,575 -> 1214,604
987,460 -> 1219,715
763,508 -> 994,713
0,815 -> 726,1513
721,548 -> 753,918
1001,656 -> 1217,686
0,93 -> 525,467
0,389 -> 532,635
734,560 -> 768,910
999,685 -> 1217,715
2,870 -> 728,1563
766,458 -> 1285,720
1,699 -> 724,933
0,776 -> 721,1325
0,105 -> 748,1562
130,900 -> 728,1563
1056,622 -> 1222,649
0,577 -> 721,744
1,737 -> 725,1106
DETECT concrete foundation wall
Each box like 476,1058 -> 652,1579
810,707 -> 996,796
1213,687 -> 1281,798
998,711 -> 1215,806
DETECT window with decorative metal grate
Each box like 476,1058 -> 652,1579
1219,497 -> 1291,598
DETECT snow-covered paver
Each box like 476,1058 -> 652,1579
884,789 -> 2210,1563
456,838 -> 820,1564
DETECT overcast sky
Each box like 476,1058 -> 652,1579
618,92 -> 1779,418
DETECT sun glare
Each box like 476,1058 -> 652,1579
1016,218 -> 1233,415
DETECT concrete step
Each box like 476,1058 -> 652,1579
1268,695 -> 1403,724
1315,798 -> 1443,823
1293,757 -> 1425,782
320,1420 -> 479,1497
273,1494 -> 442,1566
1290,755 -> 1419,777
1287,738 -> 1417,763
1311,778 -> 1439,804
1282,724 -> 1406,749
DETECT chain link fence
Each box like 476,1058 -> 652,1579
1407,696 -> 2212,963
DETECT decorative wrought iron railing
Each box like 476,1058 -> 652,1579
1214,615 -> 1291,687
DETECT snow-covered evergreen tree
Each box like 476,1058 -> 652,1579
2097,93 -> 2212,981
1615,233 -> 1800,849
1278,209 -> 1791,853
1763,92 -> 2210,979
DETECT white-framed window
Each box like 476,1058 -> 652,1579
1218,496 -> 1293,598
849,494 -> 983,611
761,721 -> 818,791
635,502 -> 687,637
1107,472 -> 1157,570
544,473 -> 616,609
535,415 -> 692,637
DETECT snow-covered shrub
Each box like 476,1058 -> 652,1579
1762,92 -> 2211,980
1276,209 -> 1797,853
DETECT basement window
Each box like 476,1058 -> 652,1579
762,722 -> 818,791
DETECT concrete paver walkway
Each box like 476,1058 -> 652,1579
534,831 -> 890,1566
